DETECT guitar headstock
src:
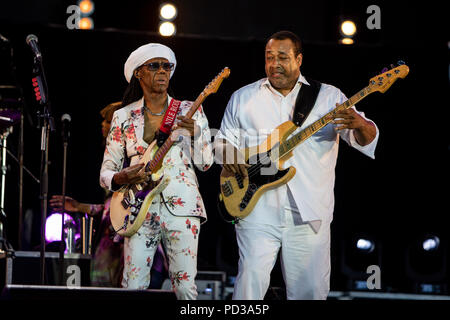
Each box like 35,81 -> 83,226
202,67 -> 231,96
368,62 -> 409,93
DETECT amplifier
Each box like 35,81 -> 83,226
161,270 -> 226,300
1,250 -> 91,289
197,271 -> 226,300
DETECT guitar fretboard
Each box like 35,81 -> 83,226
145,93 -> 206,174
276,85 -> 373,159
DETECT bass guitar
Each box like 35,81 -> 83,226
111,67 -> 230,236
219,63 -> 409,220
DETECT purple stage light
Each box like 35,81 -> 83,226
45,212 -> 80,246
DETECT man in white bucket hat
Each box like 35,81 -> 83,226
100,43 -> 214,299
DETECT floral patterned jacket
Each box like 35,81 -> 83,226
100,96 -> 214,222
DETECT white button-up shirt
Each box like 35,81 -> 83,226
216,74 -> 379,231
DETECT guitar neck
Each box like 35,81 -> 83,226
146,94 -> 206,173
277,85 -> 373,159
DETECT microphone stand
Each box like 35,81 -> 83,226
31,51 -> 54,285
59,124 -> 69,285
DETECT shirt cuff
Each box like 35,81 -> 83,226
100,171 -> 120,192
110,175 -> 122,192
347,123 -> 379,159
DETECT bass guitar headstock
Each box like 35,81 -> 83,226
368,61 -> 409,93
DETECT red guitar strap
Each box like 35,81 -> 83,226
156,98 -> 181,146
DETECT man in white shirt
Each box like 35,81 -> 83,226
215,31 -> 379,300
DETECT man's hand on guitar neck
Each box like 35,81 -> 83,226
332,105 -> 377,146
113,163 -> 151,185
217,139 -> 250,178
174,116 -> 201,138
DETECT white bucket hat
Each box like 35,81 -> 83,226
124,43 -> 177,83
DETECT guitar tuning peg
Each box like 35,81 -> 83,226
380,67 -> 388,74
397,60 -> 405,65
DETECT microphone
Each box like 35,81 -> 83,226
25,34 -> 42,60
61,114 -> 71,142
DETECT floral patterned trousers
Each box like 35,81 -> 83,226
121,194 -> 200,300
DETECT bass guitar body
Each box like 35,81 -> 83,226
219,121 -> 298,219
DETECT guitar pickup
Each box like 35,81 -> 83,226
235,173 -> 244,189
221,181 -> 233,197
121,197 -> 130,209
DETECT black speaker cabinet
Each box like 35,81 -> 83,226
1,250 -> 91,289
1,251 -> 177,300
1,284 -> 177,300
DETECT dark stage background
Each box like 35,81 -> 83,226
0,0 -> 449,294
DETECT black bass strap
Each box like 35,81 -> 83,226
292,77 -> 322,127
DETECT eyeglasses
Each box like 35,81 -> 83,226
141,62 -> 175,72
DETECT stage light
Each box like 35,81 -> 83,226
79,17 -> 94,30
160,3 -> 177,20
158,2 -> 177,36
340,37 -> 354,45
45,212 -> 75,242
78,0 -> 95,16
341,20 -> 356,36
422,236 -> 440,252
159,21 -> 176,37
405,233 -> 447,294
356,238 -> 375,253
340,235 -> 382,291
45,212 -> 80,253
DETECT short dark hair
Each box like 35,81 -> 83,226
266,31 -> 303,56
